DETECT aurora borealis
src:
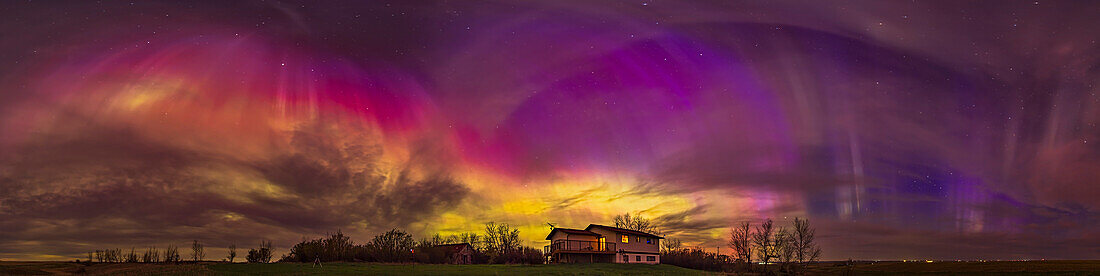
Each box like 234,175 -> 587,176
2,0 -> 1099,261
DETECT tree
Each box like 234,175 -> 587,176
776,227 -> 795,264
483,222 -> 521,256
613,213 -> 660,234
126,248 -> 138,262
191,240 -> 205,262
142,247 -> 159,263
456,232 -> 481,247
751,218 -> 775,264
227,244 -> 237,263
792,217 -> 822,263
367,229 -> 415,262
728,221 -> 753,263
246,240 -> 274,263
163,245 -> 181,262
661,237 -> 682,253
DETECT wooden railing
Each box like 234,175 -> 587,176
544,240 -> 616,253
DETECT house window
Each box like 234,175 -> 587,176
623,255 -> 629,262
621,234 -> 628,243
636,255 -> 641,262
647,256 -> 656,261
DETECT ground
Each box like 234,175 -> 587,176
2,261 -> 1099,275
804,260 -> 1100,275
0,262 -> 713,275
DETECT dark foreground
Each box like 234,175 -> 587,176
1,261 -> 1098,275
0,262 -> 711,275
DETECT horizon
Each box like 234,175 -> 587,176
2,0 -> 1099,262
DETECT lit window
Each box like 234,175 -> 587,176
621,234 -> 628,243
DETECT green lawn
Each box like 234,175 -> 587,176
208,263 -> 716,275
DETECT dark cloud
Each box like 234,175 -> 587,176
0,117 -> 468,259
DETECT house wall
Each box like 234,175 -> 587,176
588,228 -> 660,264
548,232 -> 598,242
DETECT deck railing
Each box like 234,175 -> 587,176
544,240 -> 616,253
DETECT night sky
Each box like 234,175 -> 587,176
2,0 -> 1099,261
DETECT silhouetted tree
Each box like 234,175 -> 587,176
729,221 -> 753,263
366,229 -> 414,262
163,245 -> 181,262
126,248 -> 138,262
751,219 -> 775,264
792,217 -> 822,263
285,231 -> 357,262
191,240 -> 205,261
661,237 -> 683,253
776,227 -> 797,273
142,247 -> 158,263
613,213 -> 660,234
246,240 -> 273,263
227,244 -> 237,263
483,222 -> 522,263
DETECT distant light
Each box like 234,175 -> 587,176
925,260 -> 933,263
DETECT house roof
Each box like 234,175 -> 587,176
544,228 -> 601,240
585,224 -> 664,239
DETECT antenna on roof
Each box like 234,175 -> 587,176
547,222 -> 556,230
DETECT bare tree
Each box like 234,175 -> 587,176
457,232 -> 482,250
728,221 -> 753,263
613,213 -> 660,234
191,240 -> 205,261
751,219 -> 775,264
126,248 -> 138,262
164,245 -> 181,262
227,244 -> 237,263
776,227 -> 795,264
142,247 -> 159,263
661,237 -> 683,253
483,222 -> 521,254
793,217 -> 822,263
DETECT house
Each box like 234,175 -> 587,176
431,243 -> 474,264
544,224 -> 663,264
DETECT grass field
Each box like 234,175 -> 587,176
2,261 -> 1099,275
804,260 -> 1100,275
0,262 -> 714,275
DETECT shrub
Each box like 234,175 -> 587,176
661,248 -> 726,272
283,231 -> 356,262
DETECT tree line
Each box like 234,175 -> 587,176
281,222 -> 543,264
85,240 -> 273,263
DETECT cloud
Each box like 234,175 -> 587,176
0,115 -> 469,259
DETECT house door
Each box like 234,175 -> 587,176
597,237 -> 606,251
